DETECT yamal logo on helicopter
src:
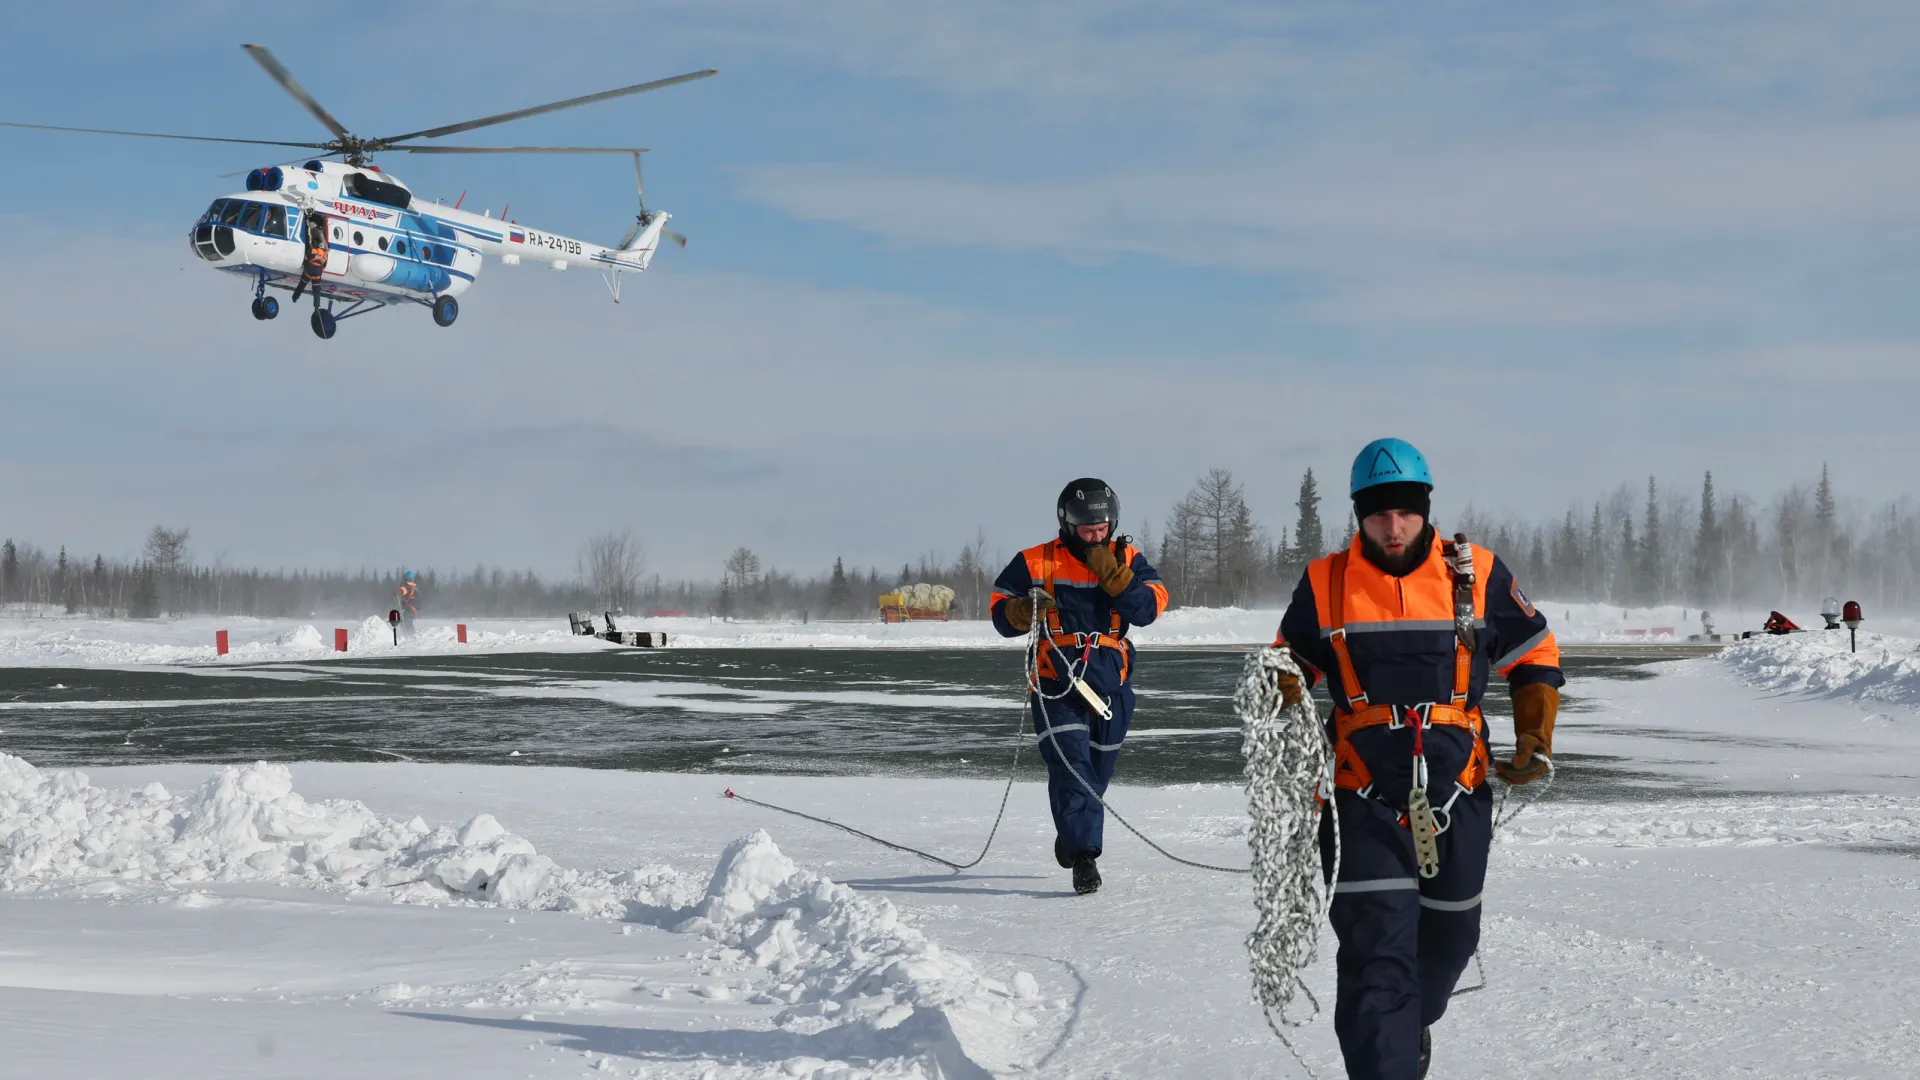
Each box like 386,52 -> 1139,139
0,45 -> 712,341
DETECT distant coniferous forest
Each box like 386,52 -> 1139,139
2,465 -> 1914,620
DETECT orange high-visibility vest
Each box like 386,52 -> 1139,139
1310,541 -> 1491,794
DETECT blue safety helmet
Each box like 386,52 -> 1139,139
403,570 -> 416,582
1350,438 -> 1434,496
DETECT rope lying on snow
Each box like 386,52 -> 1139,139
726,587 -> 1253,876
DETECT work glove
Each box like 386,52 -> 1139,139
1082,543 -> 1135,597
1495,682 -> 1559,785
1002,591 -> 1056,633
1272,653 -> 1306,708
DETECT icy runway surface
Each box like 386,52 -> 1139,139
0,636 -> 1917,1075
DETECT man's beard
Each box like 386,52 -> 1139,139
1360,523 -> 1435,576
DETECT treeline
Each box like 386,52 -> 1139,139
0,527 -> 591,619
1139,463 -> 1920,613
6,464 -> 1916,621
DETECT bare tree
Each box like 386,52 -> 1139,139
578,531 -> 647,614
143,526 -> 191,615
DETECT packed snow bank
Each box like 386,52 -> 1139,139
0,615 -> 591,667
1720,631 -> 1920,707
0,754 -> 1022,1076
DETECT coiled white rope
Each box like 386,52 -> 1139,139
1235,646 -> 1339,1077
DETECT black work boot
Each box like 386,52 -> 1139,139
1054,837 -> 1072,869
1071,853 -> 1101,894
1418,1026 -> 1431,1078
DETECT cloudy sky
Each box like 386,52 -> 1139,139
3,2 -> 1918,579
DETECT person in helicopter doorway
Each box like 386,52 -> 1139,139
990,479 -> 1169,894
395,570 -> 421,637
1268,438 -> 1562,1080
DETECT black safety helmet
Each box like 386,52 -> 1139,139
1057,478 -> 1119,532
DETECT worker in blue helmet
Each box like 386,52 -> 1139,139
1265,438 -> 1564,1080
395,570 -> 421,634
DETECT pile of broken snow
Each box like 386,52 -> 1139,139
0,754 -> 1021,1076
1720,631 -> 1920,707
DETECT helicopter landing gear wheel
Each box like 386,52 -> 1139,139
431,295 -> 458,327
259,296 -> 279,320
251,298 -> 266,320
310,309 -> 337,340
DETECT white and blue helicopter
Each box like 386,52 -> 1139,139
1,45 -> 713,339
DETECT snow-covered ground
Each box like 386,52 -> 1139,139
4,602 -> 1914,668
1,635 -> 1919,1076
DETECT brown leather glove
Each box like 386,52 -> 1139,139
1001,592 -> 1056,633
1496,682 -> 1559,785
1082,543 -> 1134,597
1273,654 -> 1306,708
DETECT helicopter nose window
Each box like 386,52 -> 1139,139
378,236 -> 389,251
219,201 -> 245,225
238,203 -> 264,233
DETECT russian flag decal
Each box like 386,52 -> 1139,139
509,230 -> 524,243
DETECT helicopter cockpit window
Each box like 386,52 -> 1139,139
219,201 -> 245,225
343,172 -> 412,209
203,200 -> 226,223
266,205 -> 287,236
238,203 -> 264,233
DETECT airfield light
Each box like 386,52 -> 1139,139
1820,596 -> 1841,630
1843,601 -> 1864,652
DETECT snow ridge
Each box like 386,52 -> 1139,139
1720,632 -> 1920,707
0,754 -> 1028,1077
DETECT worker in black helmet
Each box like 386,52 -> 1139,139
989,479 -> 1170,894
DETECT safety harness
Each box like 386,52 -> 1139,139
1325,532 -> 1489,878
1031,539 -> 1132,709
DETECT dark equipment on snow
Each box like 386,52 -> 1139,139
567,609 -> 664,647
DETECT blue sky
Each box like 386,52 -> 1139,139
3,2 -> 1919,580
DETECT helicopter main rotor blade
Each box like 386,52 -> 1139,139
0,119 -> 328,150
376,69 -> 715,144
242,44 -> 351,140
394,144 -> 650,154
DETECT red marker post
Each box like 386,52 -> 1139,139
1843,601 -> 1864,653
215,630 -> 229,656
334,628 -> 349,652
457,623 -> 468,644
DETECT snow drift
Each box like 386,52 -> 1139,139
0,754 -> 1028,1076
1721,631 -> 1920,707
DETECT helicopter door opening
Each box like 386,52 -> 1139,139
290,210 -> 330,304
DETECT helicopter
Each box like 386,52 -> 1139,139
0,45 -> 714,339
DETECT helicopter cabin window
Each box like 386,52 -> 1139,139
352,230 -> 364,247
333,226 -> 343,241
238,203 -> 264,233
219,201 -> 245,225
377,236 -> 389,251
266,205 -> 287,236
393,239 -> 407,256
343,172 -> 411,209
